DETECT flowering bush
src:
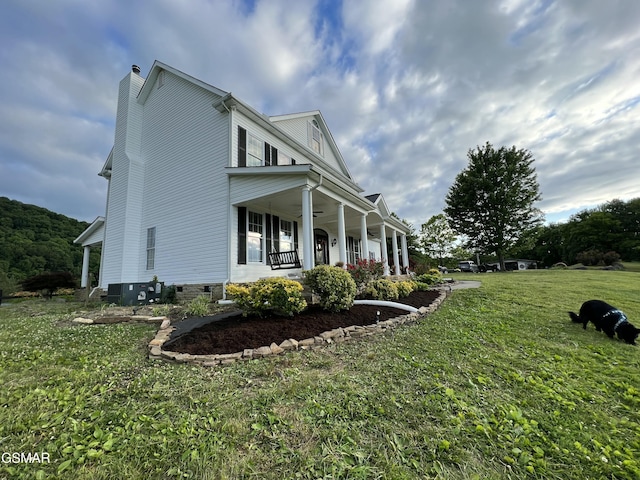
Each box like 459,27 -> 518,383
225,277 -> 307,317
395,280 -> 416,298
304,265 -> 356,312
346,259 -> 385,294
365,279 -> 399,301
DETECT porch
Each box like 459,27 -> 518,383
228,165 -> 410,282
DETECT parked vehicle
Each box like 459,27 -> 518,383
458,261 -> 479,273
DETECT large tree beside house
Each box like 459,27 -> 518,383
74,62 -> 412,299
444,142 -> 543,271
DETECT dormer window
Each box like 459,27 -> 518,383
308,120 -> 324,156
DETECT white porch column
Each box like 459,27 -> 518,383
301,185 -> 315,270
391,230 -> 400,275
337,203 -> 347,266
81,245 -> 91,288
379,223 -> 390,275
401,234 -> 409,272
360,213 -> 369,262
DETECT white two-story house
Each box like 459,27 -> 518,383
75,61 -> 411,300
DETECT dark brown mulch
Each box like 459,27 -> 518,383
167,289 -> 441,355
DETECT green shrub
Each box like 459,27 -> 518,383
395,280 -> 415,298
226,277 -> 307,317
160,284 -> 177,304
365,279 -> 399,300
304,265 -> 356,312
414,281 -> 432,291
185,295 -> 210,317
152,304 -> 171,316
416,270 -> 442,286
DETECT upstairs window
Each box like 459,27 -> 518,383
247,133 -> 263,166
237,126 -> 285,167
308,120 -> 324,156
278,151 -> 292,165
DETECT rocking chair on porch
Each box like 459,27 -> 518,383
268,250 -> 302,270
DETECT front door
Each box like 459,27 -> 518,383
314,229 -> 329,265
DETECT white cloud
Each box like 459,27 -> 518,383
0,0 -> 638,229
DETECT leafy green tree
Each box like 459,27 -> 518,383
444,142 -> 543,271
0,197 -> 92,282
21,272 -> 77,299
419,214 -> 457,266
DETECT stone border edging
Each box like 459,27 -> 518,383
147,288 -> 449,367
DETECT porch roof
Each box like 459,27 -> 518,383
74,216 -> 105,247
226,165 -> 410,235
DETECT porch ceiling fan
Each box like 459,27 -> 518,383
294,204 -> 324,217
297,210 -> 324,217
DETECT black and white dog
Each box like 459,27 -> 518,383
569,300 -> 639,345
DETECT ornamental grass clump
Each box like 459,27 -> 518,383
185,295 -> 210,317
365,278 -> 399,301
225,277 -> 307,317
304,265 -> 356,312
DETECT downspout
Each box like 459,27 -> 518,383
310,171 -> 323,192
219,98 -> 233,302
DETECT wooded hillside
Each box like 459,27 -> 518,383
0,197 -> 98,293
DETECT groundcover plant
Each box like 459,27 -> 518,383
0,268 -> 638,479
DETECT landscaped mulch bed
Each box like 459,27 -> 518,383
168,289 -> 441,355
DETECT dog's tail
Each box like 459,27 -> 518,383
568,311 -> 588,330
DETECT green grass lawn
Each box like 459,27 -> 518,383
1,270 -> 639,479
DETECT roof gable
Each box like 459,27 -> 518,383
366,193 -> 391,217
269,111 -> 354,180
137,61 -> 228,104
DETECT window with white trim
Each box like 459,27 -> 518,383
248,211 -> 263,262
146,227 -> 156,270
347,236 -> 360,265
247,133 -> 263,166
279,219 -> 293,251
308,120 -> 324,156
278,150 -> 293,165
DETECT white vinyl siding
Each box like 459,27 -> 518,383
229,175 -> 308,205
98,68 -> 230,287
100,72 -> 146,284
270,115 -> 350,176
137,71 -> 229,284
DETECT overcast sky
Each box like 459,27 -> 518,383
1,0 -> 639,230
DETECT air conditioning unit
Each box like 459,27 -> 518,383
106,282 -> 163,306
